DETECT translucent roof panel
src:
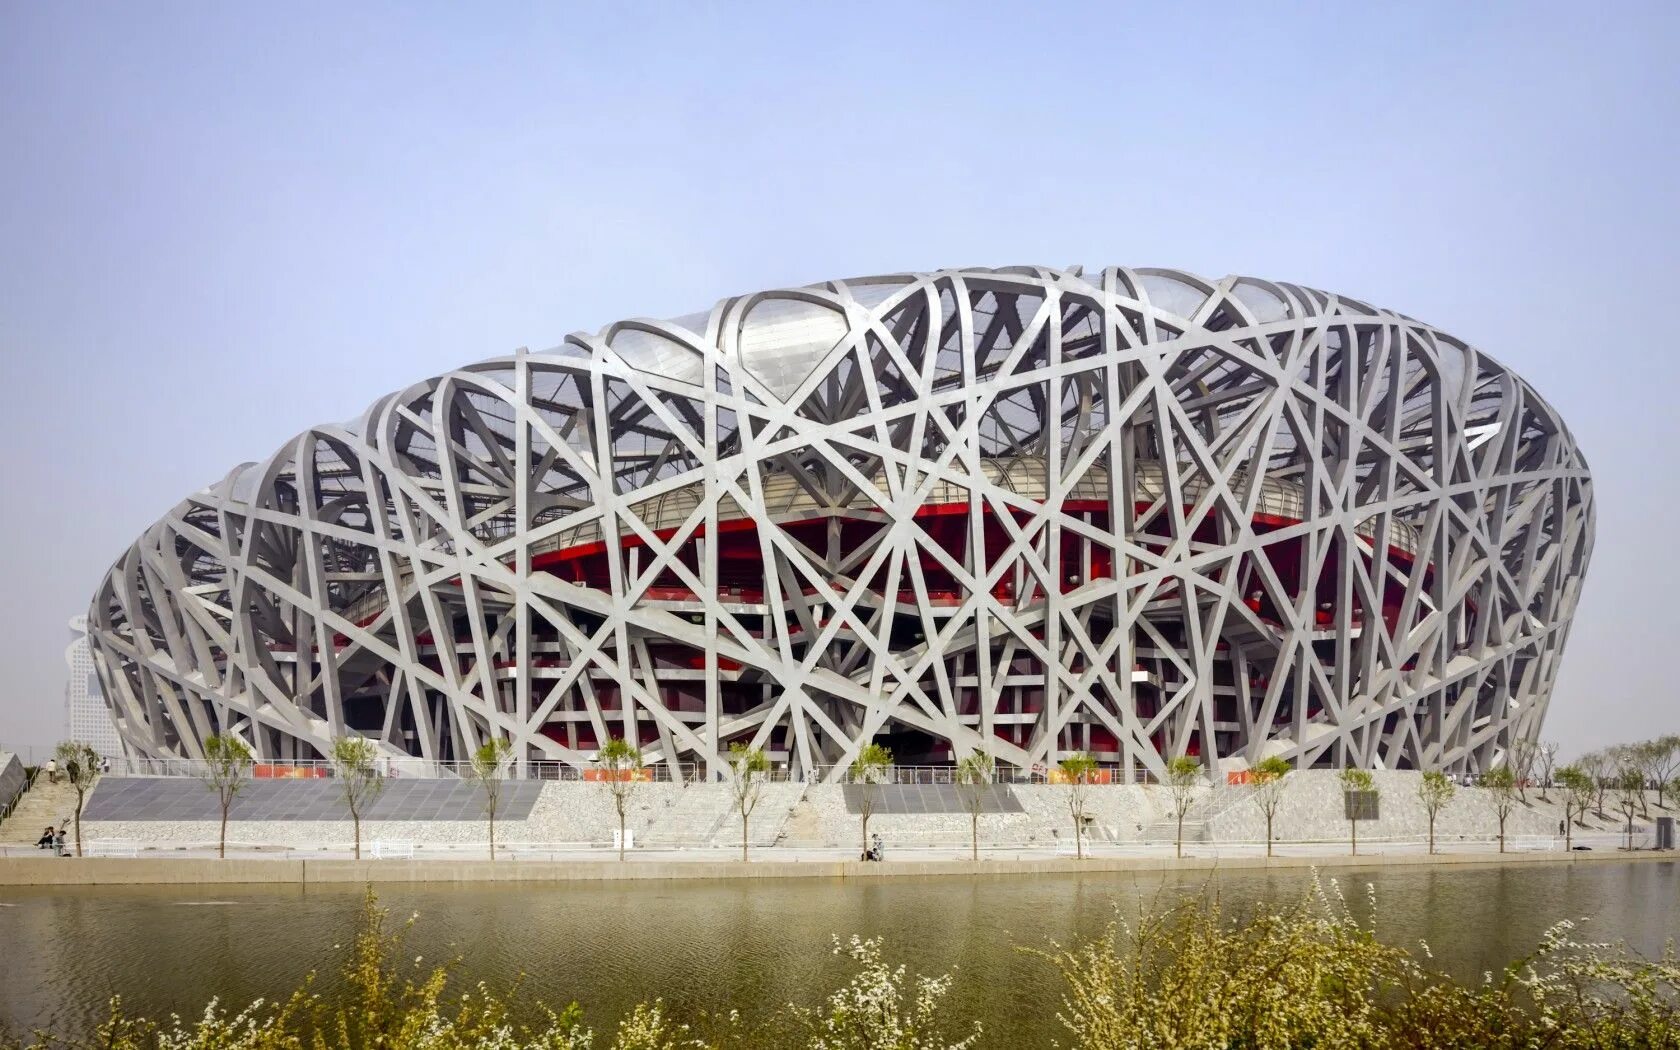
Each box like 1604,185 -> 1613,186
736,296 -> 849,401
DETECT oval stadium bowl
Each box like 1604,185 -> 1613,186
89,265 -> 1594,780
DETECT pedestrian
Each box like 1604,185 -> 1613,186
100,756 -> 110,775
36,826 -> 54,849
53,826 -> 68,856
44,757 -> 57,784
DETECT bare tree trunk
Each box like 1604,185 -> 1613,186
489,812 -> 496,862
971,813 -> 978,862
1498,817 -> 1506,853
220,802 -> 229,859
1074,815 -> 1083,860
741,812 -> 748,863
1427,816 -> 1435,856
1176,812 -> 1184,859
1350,818 -> 1357,856
1266,813 -> 1274,858
352,810 -> 361,860
74,795 -> 84,858
861,811 -> 870,858
617,802 -> 627,861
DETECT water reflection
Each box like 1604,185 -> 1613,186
2,862 -> 1674,1045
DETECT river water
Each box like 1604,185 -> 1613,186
2,861 -> 1676,1045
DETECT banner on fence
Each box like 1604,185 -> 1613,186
1048,767 -> 1115,784
254,764 -> 330,779
583,767 -> 653,783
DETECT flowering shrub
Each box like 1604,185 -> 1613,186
794,937 -> 980,1050
1036,875 -> 1680,1049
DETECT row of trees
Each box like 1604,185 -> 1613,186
76,730 -> 1679,861
199,734 -> 514,860
1569,735 -> 1680,817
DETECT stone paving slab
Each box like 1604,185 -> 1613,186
80,777 -> 542,822
841,783 -> 1023,814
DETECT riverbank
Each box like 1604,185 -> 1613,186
5,859 -> 1676,1047
1,843 -> 1671,886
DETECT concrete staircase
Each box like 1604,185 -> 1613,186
747,782 -> 805,846
0,777 -> 82,845
640,784 -> 735,847
638,781 -> 807,849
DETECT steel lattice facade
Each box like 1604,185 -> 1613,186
89,266 -> 1594,779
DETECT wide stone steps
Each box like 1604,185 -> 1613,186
0,778 -> 82,844
639,784 -> 736,847
747,783 -> 805,846
637,782 -> 807,849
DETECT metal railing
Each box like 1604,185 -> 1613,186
81,753 -> 1171,787
98,755 -> 712,783
808,763 -> 1157,785
1,765 -> 39,825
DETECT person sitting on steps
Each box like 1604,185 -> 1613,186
36,826 -> 55,849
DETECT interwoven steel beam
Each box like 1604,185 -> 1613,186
88,265 -> 1594,779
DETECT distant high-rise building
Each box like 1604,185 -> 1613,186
65,614 -> 123,757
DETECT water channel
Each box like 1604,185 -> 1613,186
3,861 -> 1676,1044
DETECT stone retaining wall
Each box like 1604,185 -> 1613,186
0,752 -> 26,817
76,772 -> 1653,852
1,848 -> 1671,887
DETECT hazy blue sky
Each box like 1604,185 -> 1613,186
2,2 -> 1676,756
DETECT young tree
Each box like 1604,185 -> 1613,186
467,738 -> 512,861
1248,756 -> 1292,858
330,736 -> 385,860
1338,768 -> 1374,856
198,734 -> 254,859
1606,744 -> 1648,819
1506,739 -> 1538,804
849,743 -> 893,860
1165,756 -> 1202,859
1557,765 -> 1594,851
1484,766 -> 1518,853
54,740 -> 101,858
1652,735 -> 1680,809
1613,766 -> 1644,851
954,749 -> 995,862
1580,750 -> 1611,817
1631,740 -> 1665,818
1536,741 -> 1560,803
598,736 -> 644,861
1417,770 -> 1456,856
1057,752 -> 1100,860
727,742 -> 771,862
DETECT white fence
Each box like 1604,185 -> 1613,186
69,755 -> 1159,786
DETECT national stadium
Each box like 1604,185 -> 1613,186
87,265 -> 1595,780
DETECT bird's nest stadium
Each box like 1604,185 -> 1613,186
89,265 -> 1594,780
